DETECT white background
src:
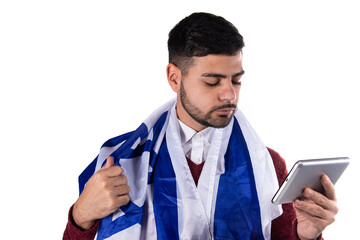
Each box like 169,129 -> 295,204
1,0 -> 359,239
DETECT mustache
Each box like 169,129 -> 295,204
210,104 -> 237,113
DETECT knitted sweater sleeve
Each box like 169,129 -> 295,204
62,205 -> 98,240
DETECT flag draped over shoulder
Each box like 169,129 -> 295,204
79,98 -> 282,240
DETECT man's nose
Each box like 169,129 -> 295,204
218,81 -> 236,102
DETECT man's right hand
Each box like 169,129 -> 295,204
72,156 -> 130,230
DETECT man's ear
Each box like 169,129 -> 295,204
166,63 -> 182,93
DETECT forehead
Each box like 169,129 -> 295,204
189,52 -> 243,75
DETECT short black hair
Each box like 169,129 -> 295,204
168,12 -> 244,74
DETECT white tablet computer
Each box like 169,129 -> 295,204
272,157 -> 350,205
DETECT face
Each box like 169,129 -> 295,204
168,52 -> 244,131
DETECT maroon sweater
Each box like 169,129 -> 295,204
63,148 -> 323,240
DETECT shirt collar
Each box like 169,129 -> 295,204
178,119 -> 214,145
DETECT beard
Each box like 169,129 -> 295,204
179,81 -> 237,128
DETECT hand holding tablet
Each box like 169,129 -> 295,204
272,157 -> 350,205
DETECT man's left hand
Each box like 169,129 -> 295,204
294,174 -> 338,240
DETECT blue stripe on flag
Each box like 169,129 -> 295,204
152,139 -> 179,240
101,131 -> 135,148
110,111 -> 168,164
147,149 -> 157,185
96,201 -> 143,239
214,118 -> 264,240
110,123 -> 149,162
78,156 -> 98,194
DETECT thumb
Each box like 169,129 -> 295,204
102,156 -> 114,169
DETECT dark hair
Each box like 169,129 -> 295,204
168,12 -> 244,74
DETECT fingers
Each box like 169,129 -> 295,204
114,184 -> 131,196
294,200 -> 336,226
294,187 -> 338,221
321,174 -> 337,201
295,205 -> 330,225
95,168 -> 128,191
104,182 -> 131,213
98,160 -> 124,178
305,187 -> 338,212
117,194 -> 130,206
102,156 -> 114,169
106,185 -> 131,208
98,157 -> 129,197
294,199 -> 331,220
108,175 -> 128,187
95,156 -> 128,189
296,174 -> 337,210
104,165 -> 124,177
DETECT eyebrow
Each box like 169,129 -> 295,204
201,70 -> 245,78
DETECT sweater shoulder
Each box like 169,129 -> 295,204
267,147 -> 288,185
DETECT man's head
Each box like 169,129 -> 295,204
167,13 -> 245,131
168,12 -> 244,74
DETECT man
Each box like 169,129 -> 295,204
63,12 -> 338,240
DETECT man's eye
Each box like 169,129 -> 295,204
206,81 -> 219,87
232,81 -> 241,86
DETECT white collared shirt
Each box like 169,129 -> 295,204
178,120 -> 215,164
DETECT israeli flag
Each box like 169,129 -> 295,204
79,98 -> 282,240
